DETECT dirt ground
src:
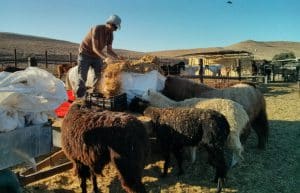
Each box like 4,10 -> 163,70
16,82 -> 300,193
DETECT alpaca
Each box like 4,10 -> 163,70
162,76 -> 269,149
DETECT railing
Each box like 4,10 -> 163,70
0,49 -> 77,69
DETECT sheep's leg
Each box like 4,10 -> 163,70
113,157 -> 147,193
217,178 -> 225,193
240,122 -> 252,144
206,147 -> 227,187
252,109 -> 269,149
173,148 -> 184,175
91,174 -> 100,193
79,177 -> 87,193
75,161 -> 90,193
190,146 -> 197,163
162,152 -> 171,177
230,153 -> 239,168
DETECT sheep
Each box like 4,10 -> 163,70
129,96 -> 150,113
144,106 -> 230,193
162,76 -> 269,149
61,100 -> 149,193
142,89 -> 250,166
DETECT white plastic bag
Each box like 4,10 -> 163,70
0,108 -> 25,132
0,67 -> 67,132
120,70 -> 166,103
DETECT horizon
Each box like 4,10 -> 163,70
2,31 -> 300,53
1,0 -> 299,52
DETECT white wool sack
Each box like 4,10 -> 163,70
120,70 -> 166,103
0,71 -> 11,80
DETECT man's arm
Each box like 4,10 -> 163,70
91,27 -> 107,60
107,44 -> 121,59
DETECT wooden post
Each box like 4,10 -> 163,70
199,58 -> 204,83
69,52 -> 72,64
45,50 -> 48,68
272,64 -> 275,82
236,59 -> 241,81
14,49 -> 17,67
297,66 -> 300,89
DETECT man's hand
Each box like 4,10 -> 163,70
104,57 -> 113,64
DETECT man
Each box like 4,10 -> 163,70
76,14 -> 122,98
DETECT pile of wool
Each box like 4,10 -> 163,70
136,55 -> 160,64
99,61 -> 127,98
99,55 -> 164,98
122,55 -> 164,74
122,62 -> 163,74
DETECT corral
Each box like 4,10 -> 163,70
0,54 -> 297,193
8,82 -> 299,193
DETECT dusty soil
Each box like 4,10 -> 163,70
16,82 -> 300,193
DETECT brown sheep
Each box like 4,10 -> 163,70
61,101 -> 149,193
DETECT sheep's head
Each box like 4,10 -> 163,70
143,107 -> 162,135
143,107 -> 160,123
128,96 -> 149,113
141,89 -> 158,102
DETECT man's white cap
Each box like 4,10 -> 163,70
106,14 -> 121,29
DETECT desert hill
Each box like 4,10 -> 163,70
0,32 -> 144,59
1,32 -> 300,60
149,40 -> 300,60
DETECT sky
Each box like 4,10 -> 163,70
1,0 -> 299,52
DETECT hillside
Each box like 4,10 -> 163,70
149,40 -> 300,60
0,32 -> 144,58
226,40 -> 300,60
1,32 -> 300,60
0,32 -> 79,56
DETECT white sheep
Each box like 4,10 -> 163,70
142,89 -> 250,166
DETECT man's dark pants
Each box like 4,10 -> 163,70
76,53 -> 103,98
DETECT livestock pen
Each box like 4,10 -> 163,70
1,53 -> 297,193
7,82 -> 299,193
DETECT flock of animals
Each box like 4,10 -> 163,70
60,71 -> 268,192
1,63 -> 269,193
